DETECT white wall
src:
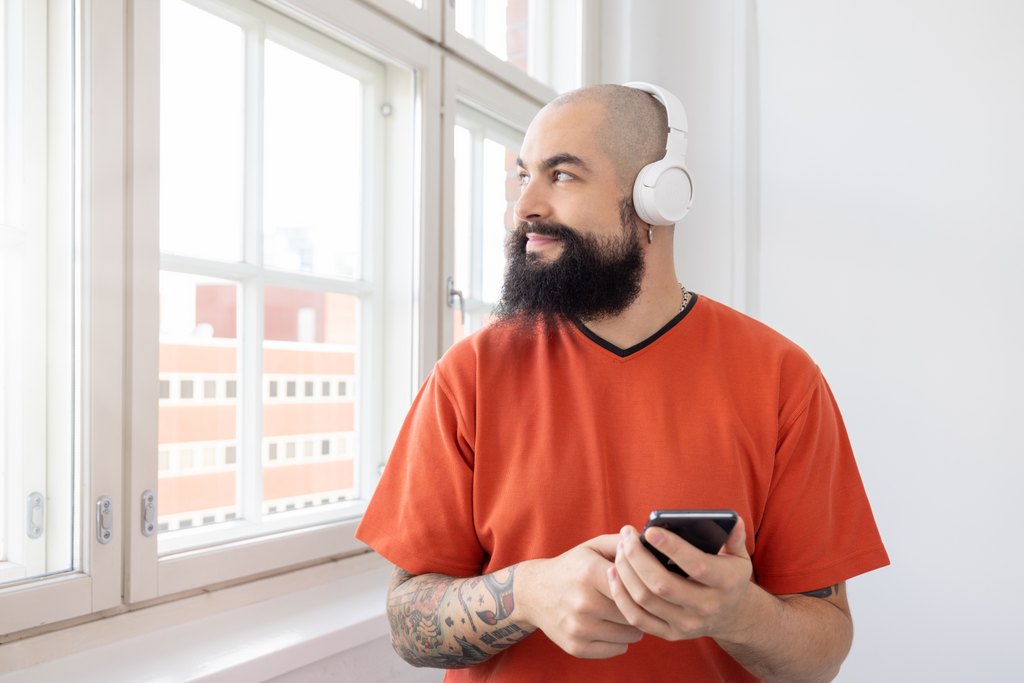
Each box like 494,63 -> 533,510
603,0 -> 1024,680
600,0 -> 748,306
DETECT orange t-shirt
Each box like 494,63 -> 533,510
357,295 -> 889,682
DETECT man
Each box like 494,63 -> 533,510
356,83 -> 889,682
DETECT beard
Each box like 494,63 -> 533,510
493,199 -> 645,329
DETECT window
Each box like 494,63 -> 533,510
1,0 -> 592,645
445,0 -> 589,100
153,0 -> 413,561
451,116 -> 520,339
442,59 -> 540,346
0,0 -> 75,587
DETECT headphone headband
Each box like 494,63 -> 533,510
622,81 -> 689,158
621,81 -> 694,226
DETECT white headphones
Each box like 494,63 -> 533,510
623,81 -> 694,225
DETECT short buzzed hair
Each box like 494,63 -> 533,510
548,84 -> 669,194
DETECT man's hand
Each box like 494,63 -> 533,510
608,518 -> 854,683
517,534 -> 644,658
607,518 -> 755,641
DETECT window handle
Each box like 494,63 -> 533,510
446,277 -> 465,321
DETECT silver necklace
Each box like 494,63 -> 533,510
679,283 -> 692,313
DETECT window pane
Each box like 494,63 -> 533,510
482,139 -> 515,302
455,0 -> 583,92
263,287 -> 358,514
160,0 -> 244,261
262,40 -> 363,279
1,0 -> 76,587
453,121 -> 519,341
158,272 -> 239,532
453,126 -> 472,341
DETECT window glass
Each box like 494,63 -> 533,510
263,40 -> 363,279
158,0 -> 384,551
157,272 -> 240,532
452,112 -> 522,341
454,0 -> 583,93
0,0 -> 76,587
262,288 -> 358,515
159,0 -> 244,261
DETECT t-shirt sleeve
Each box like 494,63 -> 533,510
752,370 -> 890,595
355,364 -> 485,578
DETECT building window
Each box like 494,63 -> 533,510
155,0 -> 391,551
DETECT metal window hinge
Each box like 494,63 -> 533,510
26,492 -> 44,539
446,276 -> 465,320
96,496 -> 113,544
141,489 -> 156,537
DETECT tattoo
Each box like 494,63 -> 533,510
457,584 -> 478,633
475,570 -> 516,625
802,583 -> 842,599
480,624 -> 525,646
387,565 -> 532,668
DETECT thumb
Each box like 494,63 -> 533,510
723,516 -> 749,560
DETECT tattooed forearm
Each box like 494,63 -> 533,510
387,565 -> 533,669
801,583 -> 842,599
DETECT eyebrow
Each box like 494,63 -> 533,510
516,152 -> 591,174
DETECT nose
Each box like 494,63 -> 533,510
513,176 -> 549,224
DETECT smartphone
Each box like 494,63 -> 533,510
640,509 -> 739,577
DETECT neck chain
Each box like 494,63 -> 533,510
678,283 -> 691,313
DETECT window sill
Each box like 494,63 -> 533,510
0,552 -> 394,681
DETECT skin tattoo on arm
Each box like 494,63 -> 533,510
801,583 -> 842,599
387,566 -> 533,668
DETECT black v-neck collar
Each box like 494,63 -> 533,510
573,294 -> 699,357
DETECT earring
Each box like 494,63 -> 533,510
648,224 -> 654,243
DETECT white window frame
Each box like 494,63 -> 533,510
440,57 -> 538,349
127,0 -> 441,602
154,0 -> 387,556
441,0 -> 599,104
0,0 -> 125,636
0,0 -> 599,651
358,0 -> 441,43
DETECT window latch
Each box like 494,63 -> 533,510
141,489 -> 156,537
26,492 -> 44,539
446,276 -> 465,321
96,496 -> 113,544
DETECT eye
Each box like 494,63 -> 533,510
517,171 -> 530,187
554,170 -> 573,182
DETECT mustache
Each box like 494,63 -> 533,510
513,220 -> 579,240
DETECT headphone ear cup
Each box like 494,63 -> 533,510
632,158 -> 694,225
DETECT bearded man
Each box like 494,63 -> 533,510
356,83 -> 888,683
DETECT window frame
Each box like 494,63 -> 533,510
0,0 -> 125,636
356,0 -> 441,43
441,0 -> 600,105
126,0 -> 440,602
0,0 -> 598,646
440,56 -> 539,349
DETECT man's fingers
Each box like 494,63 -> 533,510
582,533 -> 621,560
723,516 -> 749,560
608,564 -> 674,637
